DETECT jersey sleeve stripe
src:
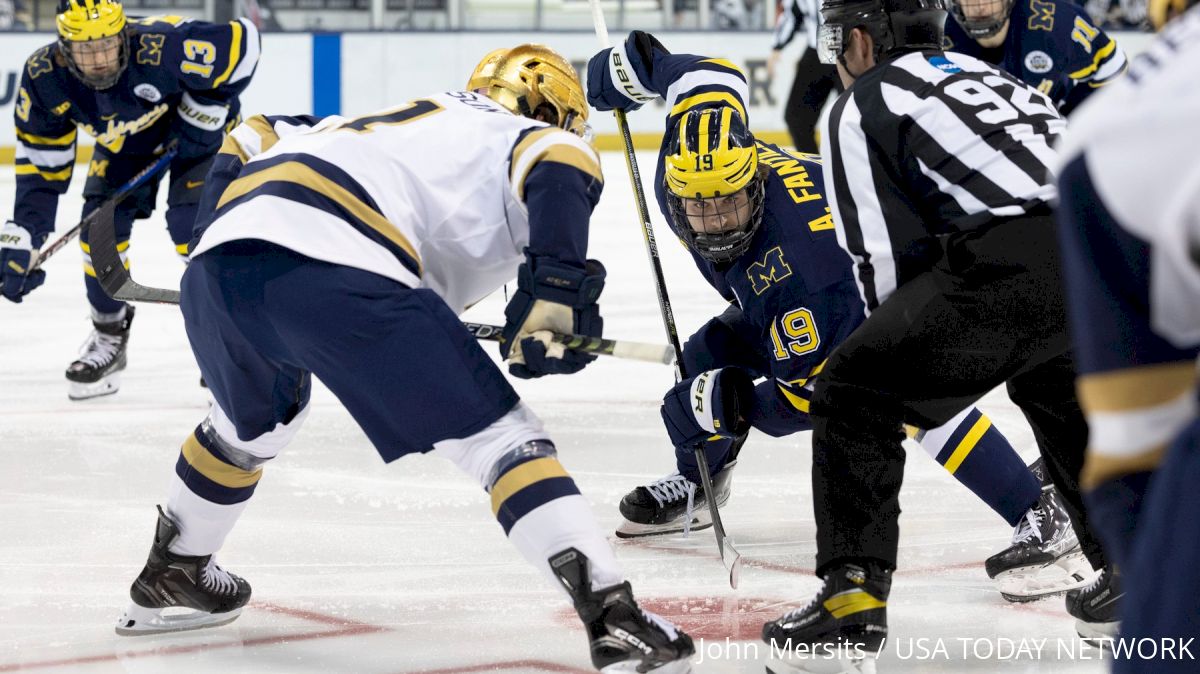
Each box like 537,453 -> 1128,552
665,70 -> 750,118
698,58 -> 745,75
217,156 -> 422,276
211,19 -> 243,87
669,90 -> 748,123
510,128 -> 601,201
1068,39 -> 1118,80
1077,361 -> 1196,412
228,20 -> 261,85
16,128 -> 77,147
15,162 -> 73,182
15,142 -> 75,169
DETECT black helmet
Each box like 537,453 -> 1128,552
818,0 -> 948,65
947,0 -> 1015,41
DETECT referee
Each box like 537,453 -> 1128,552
761,0 -> 1107,659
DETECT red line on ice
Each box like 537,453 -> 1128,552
0,602 -> 388,672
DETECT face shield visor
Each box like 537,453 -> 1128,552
817,23 -> 846,65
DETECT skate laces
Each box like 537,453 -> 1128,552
646,473 -> 696,506
75,329 -> 123,368
779,577 -> 828,623
1013,507 -> 1046,545
640,608 -> 681,641
1082,567 -> 1108,594
646,473 -> 697,537
200,558 -> 239,596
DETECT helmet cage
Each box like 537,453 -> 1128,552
59,33 -> 128,89
948,0 -> 1015,40
666,171 -> 767,263
56,0 -> 129,90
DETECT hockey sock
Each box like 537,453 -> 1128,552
166,425 -> 261,556
491,440 -> 625,592
916,406 -> 1040,526
433,403 -> 624,593
165,405 -> 303,556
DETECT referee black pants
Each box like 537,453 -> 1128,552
783,47 -> 839,155
808,211 -> 1107,576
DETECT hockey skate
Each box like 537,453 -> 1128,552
115,506 -> 251,636
615,461 -> 736,539
762,563 -> 889,674
550,548 -> 694,673
66,305 -> 134,400
985,461 -> 1091,602
1066,566 -> 1122,647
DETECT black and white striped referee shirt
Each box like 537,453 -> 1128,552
772,0 -> 820,51
820,50 -> 1066,312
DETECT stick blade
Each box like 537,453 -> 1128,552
722,537 -> 743,589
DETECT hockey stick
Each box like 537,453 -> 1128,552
88,204 -> 675,362
588,0 -> 742,589
463,322 -> 675,365
36,142 -> 179,272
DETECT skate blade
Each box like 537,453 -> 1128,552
601,659 -> 692,674
68,373 -> 122,401
996,550 -> 1092,602
766,654 -> 877,674
615,511 -> 714,539
1076,618 -> 1120,647
115,602 -> 243,636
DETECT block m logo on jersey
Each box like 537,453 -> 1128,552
747,246 -> 792,295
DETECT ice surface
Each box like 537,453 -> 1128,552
0,154 -> 1108,673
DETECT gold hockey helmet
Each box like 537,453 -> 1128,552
467,44 -> 590,139
56,0 -> 129,90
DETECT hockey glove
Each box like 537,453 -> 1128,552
586,31 -> 668,112
0,221 -> 46,303
500,253 -> 606,379
661,367 -> 754,449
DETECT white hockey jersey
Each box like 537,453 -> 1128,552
1056,8 -> 1200,346
191,91 -> 603,315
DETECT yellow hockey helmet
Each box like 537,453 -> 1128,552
56,0 -> 126,42
664,106 -> 766,262
56,0 -> 129,90
467,44 -> 591,139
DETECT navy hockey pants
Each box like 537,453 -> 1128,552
180,240 -> 520,462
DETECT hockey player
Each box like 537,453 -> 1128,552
1055,0 -> 1200,657
944,0 -> 1127,114
113,45 -> 694,673
746,0 -> 1105,666
586,31 -> 1087,604
0,0 -> 259,400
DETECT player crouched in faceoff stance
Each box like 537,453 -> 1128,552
1056,0 -> 1200,657
0,0 -> 259,400
113,45 -> 694,673
586,29 -> 1089,606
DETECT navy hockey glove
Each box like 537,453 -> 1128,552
661,367 -> 754,449
0,221 -> 46,303
586,31 -> 668,112
500,253 -> 606,379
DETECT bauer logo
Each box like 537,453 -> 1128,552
1024,51 -> 1054,74
134,83 -> 162,103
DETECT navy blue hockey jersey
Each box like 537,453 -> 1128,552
13,14 -> 260,239
944,0 -> 1126,114
588,42 -> 865,412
